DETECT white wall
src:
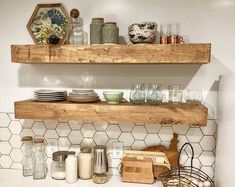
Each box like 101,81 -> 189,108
0,0 -> 234,186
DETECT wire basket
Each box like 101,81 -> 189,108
158,143 -> 214,187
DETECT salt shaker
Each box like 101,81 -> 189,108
78,147 -> 93,179
21,136 -> 33,177
65,154 -> 78,183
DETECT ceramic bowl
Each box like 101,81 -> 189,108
103,91 -> 124,104
128,22 -> 157,44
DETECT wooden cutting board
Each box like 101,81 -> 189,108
122,157 -> 154,184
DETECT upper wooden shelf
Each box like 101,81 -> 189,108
15,100 -> 208,126
11,44 -> 211,64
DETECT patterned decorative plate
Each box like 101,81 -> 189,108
27,3 -> 69,45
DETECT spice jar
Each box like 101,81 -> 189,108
21,136 -> 33,177
90,18 -> 104,44
65,154 -> 78,183
78,147 -> 93,179
102,22 -> 119,44
51,151 -> 71,180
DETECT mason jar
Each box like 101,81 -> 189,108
102,22 -> 119,44
90,18 -> 104,44
168,85 -> 183,104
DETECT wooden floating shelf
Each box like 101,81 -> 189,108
15,100 -> 208,126
11,44 -> 211,64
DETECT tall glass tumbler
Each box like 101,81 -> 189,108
147,84 -> 163,105
168,85 -> 183,104
130,83 -> 145,104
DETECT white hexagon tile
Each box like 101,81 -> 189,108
0,113 -> 217,179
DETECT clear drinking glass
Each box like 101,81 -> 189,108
168,85 -> 183,104
169,22 -> 184,44
147,84 -> 163,105
22,136 -> 33,177
130,83 -> 145,104
160,24 -> 169,44
185,89 -> 202,105
33,138 -> 46,179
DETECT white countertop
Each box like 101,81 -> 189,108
0,169 -> 163,187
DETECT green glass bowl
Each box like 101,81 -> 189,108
103,91 -> 124,104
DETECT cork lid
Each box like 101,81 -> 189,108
34,138 -> 44,144
21,136 -> 33,142
70,9 -> 80,18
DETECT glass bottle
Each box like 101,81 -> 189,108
33,138 -> 46,179
68,9 -> 83,45
21,136 -> 33,177
147,84 -> 163,105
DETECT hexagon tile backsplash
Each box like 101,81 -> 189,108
0,113 -> 217,179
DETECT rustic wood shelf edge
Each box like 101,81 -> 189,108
11,44 -> 211,64
14,100 -> 208,126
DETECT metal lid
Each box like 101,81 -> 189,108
81,147 -> 92,153
70,9 -> 79,18
21,136 -> 33,142
34,138 -> 44,144
92,17 -> 104,22
52,151 -> 70,161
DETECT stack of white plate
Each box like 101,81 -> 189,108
34,89 -> 67,102
68,89 -> 100,103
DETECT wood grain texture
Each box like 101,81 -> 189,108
14,100 -> 208,126
11,44 -> 211,64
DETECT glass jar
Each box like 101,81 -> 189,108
51,151 -> 70,180
130,83 -> 145,104
33,138 -> 46,179
78,147 -> 93,179
185,89 -> 202,105
90,18 -> 104,44
147,84 -> 163,105
68,9 -> 83,45
168,85 -> 183,104
21,136 -> 33,177
102,22 -> 119,44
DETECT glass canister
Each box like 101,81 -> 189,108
33,138 -> 46,180
147,84 -> 163,105
130,83 -> 145,104
102,22 -> 119,44
51,151 -> 71,180
168,85 -> 183,104
21,136 -> 33,177
78,147 -> 93,179
92,145 -> 108,184
90,18 -> 104,44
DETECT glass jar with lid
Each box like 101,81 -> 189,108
51,151 -> 75,180
102,22 -> 119,44
78,147 -> 93,179
21,136 -> 33,177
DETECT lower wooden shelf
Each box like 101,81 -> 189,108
14,100 -> 208,126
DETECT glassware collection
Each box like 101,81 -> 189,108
21,136 -> 108,184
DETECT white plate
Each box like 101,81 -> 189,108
34,89 -> 67,94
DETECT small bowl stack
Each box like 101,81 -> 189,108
68,89 -> 100,103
